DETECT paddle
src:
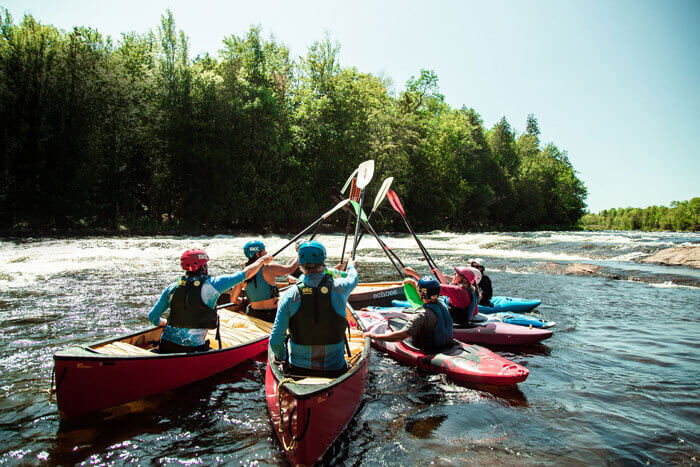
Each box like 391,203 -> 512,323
339,177 -> 360,266
403,281 -> 423,309
341,200 -> 406,278
270,198 -> 351,257
355,177 -> 393,248
351,160 -> 375,260
386,189 -> 446,282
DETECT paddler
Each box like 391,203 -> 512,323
403,266 -> 481,325
228,240 -> 299,322
364,276 -> 454,350
148,249 -> 272,354
469,258 -> 493,306
269,241 -> 359,378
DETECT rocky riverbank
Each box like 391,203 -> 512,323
640,246 -> 700,269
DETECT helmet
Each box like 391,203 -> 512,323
244,240 -> 265,259
467,266 -> 482,284
181,249 -> 209,272
417,276 -> 441,300
470,258 -> 485,268
298,241 -> 326,265
453,266 -> 476,284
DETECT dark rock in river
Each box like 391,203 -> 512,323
640,246 -> 700,269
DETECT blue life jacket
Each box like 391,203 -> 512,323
245,268 -> 279,303
409,300 -> 454,350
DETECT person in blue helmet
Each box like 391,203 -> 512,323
269,241 -> 359,378
364,276 -> 454,351
148,248 -> 272,354
228,240 -> 299,322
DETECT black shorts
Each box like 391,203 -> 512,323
246,304 -> 277,323
158,339 -> 210,354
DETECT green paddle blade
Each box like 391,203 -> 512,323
349,200 -> 369,222
403,281 -> 423,309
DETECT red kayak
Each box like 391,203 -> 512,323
265,305 -> 370,466
365,306 -> 551,346
357,309 -> 529,386
52,309 -> 270,419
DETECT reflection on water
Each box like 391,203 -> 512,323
0,232 -> 698,464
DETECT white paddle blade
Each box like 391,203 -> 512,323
372,176 -> 394,213
341,168 -> 359,194
355,160 -> 375,189
322,198 -> 351,220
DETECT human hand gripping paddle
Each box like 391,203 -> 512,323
386,189 -> 448,284
351,160 -> 375,260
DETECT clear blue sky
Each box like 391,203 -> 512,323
3,0 -> 698,212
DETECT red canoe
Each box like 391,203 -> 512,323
52,309 -> 271,419
357,309 -> 529,386
265,305 -> 370,466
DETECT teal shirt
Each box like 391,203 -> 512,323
270,264 -> 358,371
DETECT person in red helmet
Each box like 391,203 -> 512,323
403,265 -> 481,325
148,248 -> 272,354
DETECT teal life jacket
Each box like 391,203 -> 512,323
409,300 -> 454,350
245,268 -> 279,303
289,274 -> 347,345
168,276 -> 218,329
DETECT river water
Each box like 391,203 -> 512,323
0,231 -> 698,465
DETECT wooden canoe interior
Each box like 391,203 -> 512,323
91,310 -> 270,356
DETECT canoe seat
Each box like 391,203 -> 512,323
93,341 -> 152,356
207,309 -> 271,349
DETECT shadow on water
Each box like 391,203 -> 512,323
49,359 -> 268,465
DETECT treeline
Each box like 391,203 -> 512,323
0,9 -> 587,233
581,199 -> 699,231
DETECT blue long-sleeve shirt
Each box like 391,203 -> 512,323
269,264 -> 358,371
148,272 -> 246,347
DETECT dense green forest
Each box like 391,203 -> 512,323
0,9 -> 588,233
581,199 -> 699,232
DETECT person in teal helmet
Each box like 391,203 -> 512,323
269,241 -> 359,377
364,276 -> 454,351
228,240 -> 299,322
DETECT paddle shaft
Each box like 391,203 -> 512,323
351,189 -> 367,260
341,203 -> 405,278
271,199 -> 349,257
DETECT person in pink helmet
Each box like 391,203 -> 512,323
403,265 -> 481,325
469,258 -> 493,306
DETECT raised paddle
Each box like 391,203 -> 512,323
355,176 -> 393,248
351,160 -> 375,260
270,198 -> 351,257
339,177 -> 361,265
386,189 -> 446,282
331,189 -> 405,278
340,200 -> 406,278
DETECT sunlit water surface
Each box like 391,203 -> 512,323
0,231 -> 698,465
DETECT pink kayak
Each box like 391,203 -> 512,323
365,306 -> 552,346
357,309 -> 529,386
